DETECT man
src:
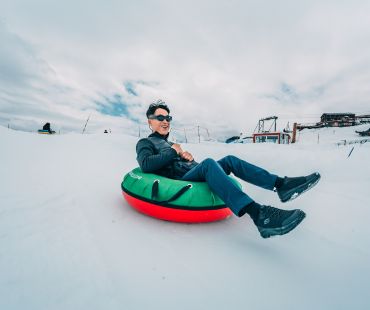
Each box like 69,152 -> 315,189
43,122 -> 52,134
136,100 -> 320,238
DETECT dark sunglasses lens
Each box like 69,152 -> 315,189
156,115 -> 172,122
150,114 -> 172,121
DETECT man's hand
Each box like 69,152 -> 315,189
171,143 -> 183,154
171,144 -> 194,161
180,151 -> 194,162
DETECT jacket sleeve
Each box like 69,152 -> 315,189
136,138 -> 178,173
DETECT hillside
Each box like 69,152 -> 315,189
0,125 -> 369,310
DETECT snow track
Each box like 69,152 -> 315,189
0,125 -> 369,310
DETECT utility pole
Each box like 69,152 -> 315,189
82,114 -> 91,134
292,123 -> 297,143
205,128 -> 210,140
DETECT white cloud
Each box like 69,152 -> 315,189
1,0 -> 370,138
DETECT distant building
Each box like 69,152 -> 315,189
320,113 -> 356,127
250,116 -> 291,144
356,114 -> 370,124
252,132 -> 291,144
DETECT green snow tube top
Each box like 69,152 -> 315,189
121,167 -> 241,223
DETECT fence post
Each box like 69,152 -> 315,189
184,129 -> 187,143
292,123 -> 297,143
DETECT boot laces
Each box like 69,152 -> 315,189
268,206 -> 284,220
261,206 -> 289,226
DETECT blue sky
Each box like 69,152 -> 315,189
96,93 -> 139,123
1,0 -> 370,137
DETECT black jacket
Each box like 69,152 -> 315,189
136,132 -> 198,179
43,123 -> 51,132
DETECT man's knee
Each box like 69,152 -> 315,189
224,155 -> 238,161
199,158 -> 219,175
220,155 -> 240,165
219,155 -> 240,174
202,158 -> 218,167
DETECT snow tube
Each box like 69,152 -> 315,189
38,129 -> 56,134
121,167 -> 241,223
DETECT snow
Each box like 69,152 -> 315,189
0,124 -> 369,310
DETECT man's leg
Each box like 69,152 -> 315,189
181,158 -> 253,216
217,155 -> 278,190
217,155 -> 320,203
182,157 -> 307,238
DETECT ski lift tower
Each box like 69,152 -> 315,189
252,116 -> 290,144
255,116 -> 278,133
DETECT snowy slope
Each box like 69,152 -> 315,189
0,125 -> 369,310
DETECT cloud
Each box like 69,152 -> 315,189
0,21 -> 142,133
124,82 -> 138,97
1,0 -> 370,137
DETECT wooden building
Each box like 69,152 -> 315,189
320,113 -> 356,127
252,132 -> 291,144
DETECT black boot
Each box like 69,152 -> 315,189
254,205 -> 306,238
276,172 -> 321,203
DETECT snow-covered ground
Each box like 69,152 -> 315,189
0,124 -> 369,310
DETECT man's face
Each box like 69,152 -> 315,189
148,108 -> 171,135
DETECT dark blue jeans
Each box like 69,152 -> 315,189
181,155 -> 278,216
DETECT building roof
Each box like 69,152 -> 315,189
321,113 -> 355,116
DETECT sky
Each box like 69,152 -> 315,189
1,0 -> 370,140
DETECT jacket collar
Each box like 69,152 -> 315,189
148,131 -> 170,141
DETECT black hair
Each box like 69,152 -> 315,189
146,99 -> 170,118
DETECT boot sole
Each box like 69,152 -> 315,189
258,210 -> 306,239
278,173 -> 321,203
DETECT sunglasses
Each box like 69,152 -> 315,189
148,114 -> 173,122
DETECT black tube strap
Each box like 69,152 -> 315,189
151,180 -> 192,203
151,180 -> 160,200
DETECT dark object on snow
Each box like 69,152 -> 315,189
355,128 -> 370,136
38,129 -> 56,134
225,136 -> 240,144
38,122 -> 55,134
253,205 -> 306,238
43,122 -> 52,133
276,173 -> 321,203
104,130 -> 108,133
347,146 -> 355,158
